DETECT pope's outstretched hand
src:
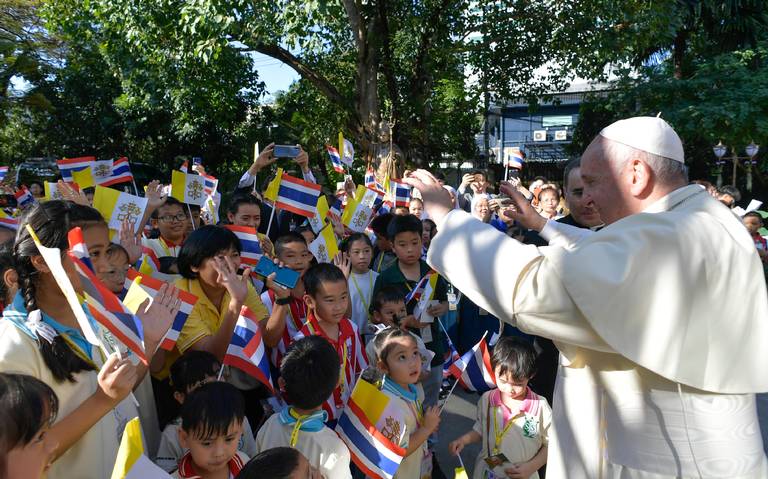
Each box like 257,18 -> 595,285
402,170 -> 453,224
498,181 -> 546,232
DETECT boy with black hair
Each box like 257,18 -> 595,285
369,213 -> 397,273
260,232 -> 313,367
238,447 -> 320,479
293,263 -> 367,424
174,381 -> 250,478
226,194 -> 274,256
372,214 -> 448,411
156,351 -> 257,473
255,337 -> 351,478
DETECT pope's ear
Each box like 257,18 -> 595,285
628,158 -> 653,197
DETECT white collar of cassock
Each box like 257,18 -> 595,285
641,184 -> 704,215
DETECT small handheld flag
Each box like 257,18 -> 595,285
342,138 -> 355,166
0,166 -> 8,182
341,186 -> 383,233
506,148 -> 525,169
14,186 -> 35,208
448,335 -> 496,393
308,223 -> 339,263
223,225 -> 263,266
388,179 -> 411,208
327,145 -> 345,174
103,157 -> 134,186
201,173 -> 218,196
275,172 -> 323,217
223,306 -> 275,393
68,227 -> 148,365
170,170 -> 207,207
123,269 -> 197,351
0,210 -> 18,230
57,156 -> 95,182
307,195 -> 329,235
92,186 -> 148,235
111,417 -> 172,479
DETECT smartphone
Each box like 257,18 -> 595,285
273,145 -> 301,158
192,157 -> 202,165
253,256 -> 300,289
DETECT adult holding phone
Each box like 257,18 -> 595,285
457,170 -> 489,212
407,116 -> 768,479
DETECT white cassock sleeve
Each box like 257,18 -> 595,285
540,219 -> 595,248
427,210 -> 611,352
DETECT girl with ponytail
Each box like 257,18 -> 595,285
0,200 -> 180,478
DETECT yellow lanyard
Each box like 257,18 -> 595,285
492,402 -> 521,454
376,253 -> 385,272
350,271 -> 373,315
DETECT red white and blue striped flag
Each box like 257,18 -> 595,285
0,210 -> 18,230
336,379 -> 406,479
101,157 -> 133,186
448,336 -> 496,392
328,197 -> 343,222
0,166 -> 8,182
364,166 -> 384,192
388,180 -> 411,208
124,269 -> 197,351
443,335 -> 461,379
14,186 -> 35,208
202,174 -> 218,196
327,145 -> 345,174
223,306 -> 274,393
67,227 -> 148,365
276,173 -> 323,218
223,225 -> 263,267
57,156 -> 95,182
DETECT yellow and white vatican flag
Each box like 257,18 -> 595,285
308,223 -> 339,263
341,186 -> 382,233
92,186 -> 148,234
308,194 -> 329,235
170,170 -> 207,206
111,418 -> 171,479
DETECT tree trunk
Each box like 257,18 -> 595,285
672,30 -> 688,79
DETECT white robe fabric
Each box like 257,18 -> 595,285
428,185 -> 768,478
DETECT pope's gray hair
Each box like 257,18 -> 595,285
604,139 -> 688,185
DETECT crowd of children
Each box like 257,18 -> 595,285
0,150 -> 763,479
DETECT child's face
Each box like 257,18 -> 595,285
494,367 -> 529,400
305,280 -> 348,325
348,239 -> 373,273
372,300 -> 406,326
154,204 -> 187,242
378,335 -> 421,387
744,216 -> 762,235
392,231 -> 422,266
375,235 -> 392,252
421,223 -> 433,246
409,201 -> 423,217
278,241 -> 312,276
193,248 -> 241,290
300,230 -> 316,246
99,252 -> 129,295
228,204 -> 261,229
6,425 -> 58,479
179,420 -> 243,476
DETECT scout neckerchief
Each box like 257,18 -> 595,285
350,270 -> 374,316
158,236 -> 181,257
278,407 -> 328,446
303,312 -> 353,410
486,387 -> 539,455
383,376 -> 423,426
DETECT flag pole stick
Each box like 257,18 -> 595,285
265,204 -> 276,237
132,179 -> 139,196
187,203 -> 196,231
439,330 -> 488,414
457,452 -> 465,470
217,365 -> 225,381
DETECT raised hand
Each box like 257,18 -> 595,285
57,180 -> 89,206
333,251 -> 351,279
135,283 -> 181,351
254,143 -> 277,171
145,180 -> 168,210
96,353 -> 139,403
422,405 -> 441,432
118,219 -> 142,264
294,145 -> 310,173
402,170 -> 454,224
213,256 -> 250,306
498,181 -> 546,232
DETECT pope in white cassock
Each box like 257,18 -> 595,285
405,117 -> 768,479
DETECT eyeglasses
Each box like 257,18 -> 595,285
159,213 -> 188,223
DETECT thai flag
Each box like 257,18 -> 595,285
223,306 -> 275,393
443,335 -> 461,379
388,180 -> 411,207
404,272 -> 433,304
507,150 -> 525,169
448,336 -> 496,392
364,167 -> 384,192
377,200 -> 392,215
327,145 -> 345,174
336,389 -> 406,479
0,211 -> 18,230
202,174 -> 218,196
0,166 -> 8,182
328,197 -> 343,222
223,225 -> 263,266
124,269 -> 197,351
101,157 -> 133,186
57,156 -> 95,182
14,187 -> 35,208
67,227 -> 147,365
179,160 -> 188,173
276,173 -> 323,217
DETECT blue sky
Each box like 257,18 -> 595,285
251,52 -> 299,101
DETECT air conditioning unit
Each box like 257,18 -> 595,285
554,130 -> 568,141
533,130 -> 547,142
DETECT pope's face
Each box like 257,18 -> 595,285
580,138 -> 633,225
564,168 -> 602,227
